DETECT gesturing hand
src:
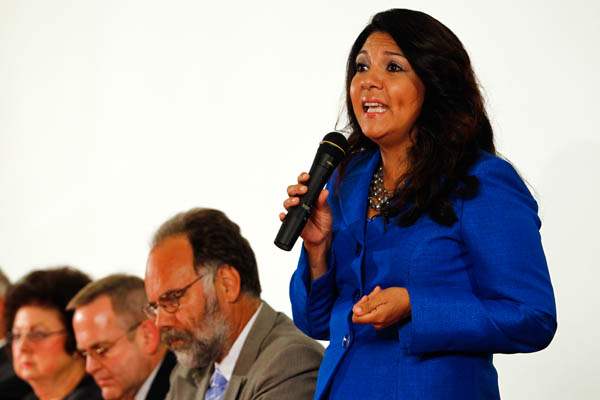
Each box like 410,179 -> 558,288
352,286 -> 411,330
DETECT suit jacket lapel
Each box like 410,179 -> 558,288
223,376 -> 246,400
231,302 -> 276,376
193,367 -> 212,399
146,351 -> 177,400
224,302 -> 276,400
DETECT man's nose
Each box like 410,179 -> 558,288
155,307 -> 175,329
85,354 -> 102,374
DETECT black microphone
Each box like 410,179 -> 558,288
275,132 -> 349,251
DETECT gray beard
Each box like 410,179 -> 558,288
160,294 -> 230,369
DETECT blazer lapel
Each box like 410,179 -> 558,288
224,302 -> 276,400
146,351 -> 177,400
193,367 -> 212,399
337,150 -> 381,246
223,376 -> 246,400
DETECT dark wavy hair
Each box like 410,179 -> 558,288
151,208 -> 261,297
4,266 -> 92,354
341,9 -> 495,226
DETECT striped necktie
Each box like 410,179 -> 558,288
205,368 -> 228,400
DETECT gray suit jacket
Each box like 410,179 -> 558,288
166,301 -> 323,400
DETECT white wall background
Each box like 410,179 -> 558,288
1,0 -> 598,398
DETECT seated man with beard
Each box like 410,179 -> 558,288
144,208 -> 323,400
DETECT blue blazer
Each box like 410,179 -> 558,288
289,149 -> 557,400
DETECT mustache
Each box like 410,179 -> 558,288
160,328 -> 194,347
156,291 -> 228,369
160,326 -> 222,369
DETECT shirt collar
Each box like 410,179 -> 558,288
214,303 -> 262,381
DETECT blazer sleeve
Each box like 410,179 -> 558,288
407,156 -> 557,355
289,180 -> 339,341
289,241 -> 338,341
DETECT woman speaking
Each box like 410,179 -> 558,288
282,8 -> 557,400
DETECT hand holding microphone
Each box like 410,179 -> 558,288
280,172 -> 332,247
275,132 -> 349,256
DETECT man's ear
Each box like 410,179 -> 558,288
137,319 -> 161,355
215,265 -> 241,303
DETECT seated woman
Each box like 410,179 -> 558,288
4,267 -> 102,400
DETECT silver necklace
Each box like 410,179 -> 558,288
368,165 -> 395,211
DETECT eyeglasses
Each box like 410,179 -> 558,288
142,273 -> 206,318
77,321 -> 142,360
8,329 -> 66,344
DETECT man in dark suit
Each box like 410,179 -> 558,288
0,268 -> 33,400
144,208 -> 323,400
68,274 -> 176,400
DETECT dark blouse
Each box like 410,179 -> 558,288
23,373 -> 102,400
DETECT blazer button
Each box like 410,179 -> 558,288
355,242 -> 362,255
342,334 -> 351,349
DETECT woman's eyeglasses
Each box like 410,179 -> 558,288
142,273 -> 206,319
8,329 -> 66,344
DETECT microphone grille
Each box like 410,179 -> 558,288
320,132 -> 349,162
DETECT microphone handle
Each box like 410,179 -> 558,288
274,153 -> 337,251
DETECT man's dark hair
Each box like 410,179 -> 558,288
151,208 -> 261,297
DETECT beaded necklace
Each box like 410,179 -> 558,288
368,165 -> 396,211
